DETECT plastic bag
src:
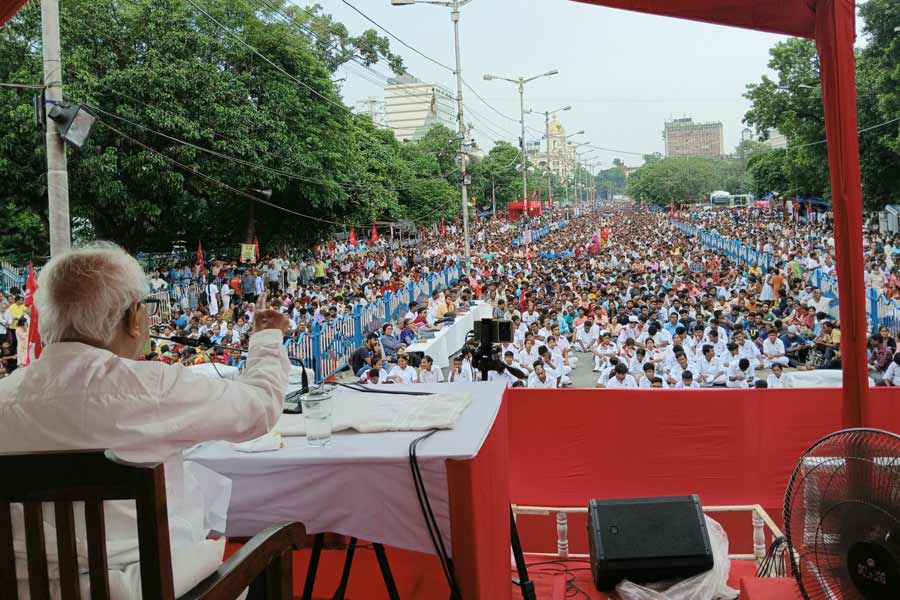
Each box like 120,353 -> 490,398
615,517 -> 739,600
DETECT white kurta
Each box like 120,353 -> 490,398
0,329 -> 290,599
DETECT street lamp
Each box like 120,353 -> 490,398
391,0 -> 475,263
483,69 -> 559,213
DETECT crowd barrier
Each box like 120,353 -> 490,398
510,219 -> 569,248
285,265 -> 462,383
672,220 -> 852,324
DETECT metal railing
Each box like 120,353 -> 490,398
511,503 -> 786,567
284,264 -> 463,383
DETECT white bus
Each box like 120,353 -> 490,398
709,191 -> 753,208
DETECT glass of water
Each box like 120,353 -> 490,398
301,388 -> 334,447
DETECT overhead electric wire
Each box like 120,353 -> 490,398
337,0 -> 455,74
182,0 -> 402,133
0,82 -> 45,89
99,120 -> 381,228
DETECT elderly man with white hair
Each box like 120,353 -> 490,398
0,243 -> 291,600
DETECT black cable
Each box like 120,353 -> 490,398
336,382 -> 434,396
409,429 -> 462,599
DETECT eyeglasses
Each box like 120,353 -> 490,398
142,298 -> 161,317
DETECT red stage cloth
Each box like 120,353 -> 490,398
0,0 -> 26,27
740,576 -> 802,600
574,0 -> 815,38
507,388 -> 900,510
447,396 -> 512,600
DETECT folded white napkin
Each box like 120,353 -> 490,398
276,388 -> 472,437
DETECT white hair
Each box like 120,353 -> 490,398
35,242 -> 148,345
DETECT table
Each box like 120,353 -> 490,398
186,381 -> 511,599
782,369 -> 875,388
405,302 -> 493,369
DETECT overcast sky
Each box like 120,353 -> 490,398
310,0 -> 794,167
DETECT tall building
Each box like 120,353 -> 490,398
528,115 -> 578,179
383,75 -> 456,142
662,118 -> 724,157
763,128 -> 788,149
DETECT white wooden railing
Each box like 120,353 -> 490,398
511,503 -> 785,564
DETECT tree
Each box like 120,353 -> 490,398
626,157 -> 718,205
468,141 -> 522,209
743,38 -> 832,200
747,149 -> 790,198
0,0 -> 435,257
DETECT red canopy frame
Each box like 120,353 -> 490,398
577,0 -> 867,427
0,0 -> 868,425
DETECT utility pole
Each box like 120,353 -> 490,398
41,0 -> 70,256
491,175 -> 496,218
518,80 -> 528,215
451,1 -> 471,264
390,0 -> 474,262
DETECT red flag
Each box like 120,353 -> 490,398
548,195 -> 553,207
669,199 -> 675,219
253,237 -> 260,260
23,261 -> 41,365
197,241 -> 206,272
349,228 -> 357,246
371,225 -> 379,243
441,217 -> 447,236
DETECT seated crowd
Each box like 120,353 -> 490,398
4,203 -> 900,390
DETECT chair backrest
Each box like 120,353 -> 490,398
0,450 -> 175,600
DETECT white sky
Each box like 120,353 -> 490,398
312,0 -> 796,167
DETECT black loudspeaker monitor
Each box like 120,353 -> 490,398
587,495 -> 714,591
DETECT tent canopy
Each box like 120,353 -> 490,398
574,0 -> 816,38
0,0 -> 27,27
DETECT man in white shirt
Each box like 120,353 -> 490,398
0,245 -> 291,599
417,355 -> 445,383
603,363 -> 638,388
527,362 -> 557,388
517,338 -> 540,373
448,355 -> 474,383
761,329 -> 790,369
733,330 -> 764,369
696,345 -> 727,386
666,352 -> 697,387
574,320 -> 600,353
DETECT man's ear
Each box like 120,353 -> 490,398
126,303 -> 143,337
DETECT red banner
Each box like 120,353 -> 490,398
23,261 -> 41,365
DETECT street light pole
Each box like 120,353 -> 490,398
517,80 -> 528,213
41,0 -> 70,256
392,0 -> 473,263
484,69 -> 559,218
450,1 -> 471,263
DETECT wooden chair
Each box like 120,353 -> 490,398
0,450 -> 308,600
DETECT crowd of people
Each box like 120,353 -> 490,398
6,200 -> 900,388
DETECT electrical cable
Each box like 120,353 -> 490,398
97,120 -> 365,227
338,0 -> 455,74
181,0 -> 401,132
408,429 -> 462,600
0,82 -> 45,89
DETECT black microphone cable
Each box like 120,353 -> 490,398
409,429 -> 462,600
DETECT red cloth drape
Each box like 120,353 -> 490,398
815,0 -> 868,427
575,0 -> 815,38
0,0 -> 27,27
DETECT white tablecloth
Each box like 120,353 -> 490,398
782,369 -> 876,388
405,302 -> 493,369
185,381 -> 505,556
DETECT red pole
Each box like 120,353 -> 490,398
815,0 -> 867,427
